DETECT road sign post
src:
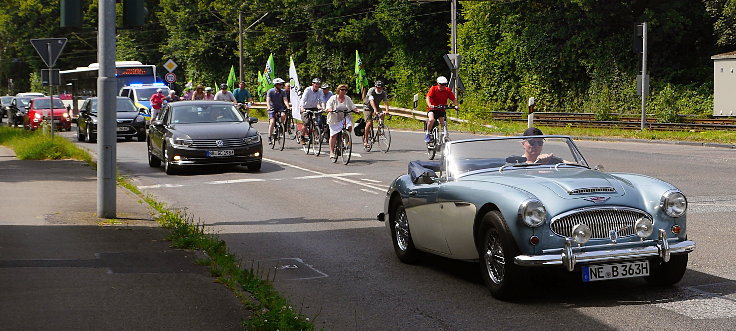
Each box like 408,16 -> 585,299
30,38 -> 67,139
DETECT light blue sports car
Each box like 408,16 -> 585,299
378,135 -> 695,300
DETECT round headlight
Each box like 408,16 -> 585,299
571,224 -> 591,245
518,199 -> 546,227
635,217 -> 653,238
661,191 -> 687,217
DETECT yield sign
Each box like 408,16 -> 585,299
30,38 -> 68,67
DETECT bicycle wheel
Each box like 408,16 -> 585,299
279,122 -> 286,151
378,124 -> 391,153
340,129 -> 352,165
303,123 -> 313,155
427,126 -> 438,160
270,124 -> 279,150
288,116 -> 298,140
332,132 -> 340,163
364,127 -> 373,152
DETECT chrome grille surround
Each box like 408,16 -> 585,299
190,138 -> 246,148
568,187 -> 616,195
550,206 -> 651,239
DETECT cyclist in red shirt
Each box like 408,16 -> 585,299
425,76 -> 458,142
150,88 -> 166,120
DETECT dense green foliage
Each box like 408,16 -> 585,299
0,0 -> 733,121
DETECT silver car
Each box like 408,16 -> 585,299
378,136 -> 695,300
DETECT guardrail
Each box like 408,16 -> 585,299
249,103 -> 736,131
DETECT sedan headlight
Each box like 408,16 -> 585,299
169,135 -> 193,147
62,112 -> 69,118
34,113 -> 42,119
134,115 -> 145,122
660,190 -> 687,217
518,199 -> 546,227
243,135 -> 261,145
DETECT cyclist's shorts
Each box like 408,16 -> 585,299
363,106 -> 382,123
268,109 -> 286,119
428,109 -> 446,119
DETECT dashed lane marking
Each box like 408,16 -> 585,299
360,189 -> 381,195
264,158 -> 387,192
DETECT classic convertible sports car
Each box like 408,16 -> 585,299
378,136 -> 695,300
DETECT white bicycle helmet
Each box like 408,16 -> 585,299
273,78 -> 285,84
436,76 -> 448,84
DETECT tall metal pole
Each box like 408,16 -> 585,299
97,0 -> 116,218
47,43 -> 55,139
640,22 -> 647,131
239,12 -> 243,82
450,0 -> 458,97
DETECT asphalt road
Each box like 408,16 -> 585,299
56,121 -> 736,330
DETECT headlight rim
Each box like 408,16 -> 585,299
518,199 -> 547,228
660,190 -> 687,218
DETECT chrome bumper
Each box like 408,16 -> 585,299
515,230 -> 695,271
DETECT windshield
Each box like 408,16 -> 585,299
136,88 -> 169,101
171,104 -> 244,124
32,99 -> 65,109
444,137 -> 588,178
90,99 -> 138,113
18,98 -> 32,106
1,96 -> 12,104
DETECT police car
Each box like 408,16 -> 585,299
118,83 -> 170,121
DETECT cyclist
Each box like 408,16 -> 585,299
318,83 -> 333,128
192,85 -> 206,100
266,78 -> 290,143
233,81 -> 253,113
325,84 -> 359,159
299,78 -> 324,144
203,86 -> 215,100
424,76 -> 458,143
214,83 -> 237,104
149,88 -> 166,120
362,80 -> 389,149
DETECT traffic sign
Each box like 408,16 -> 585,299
165,72 -> 177,83
163,59 -> 178,73
30,38 -> 68,68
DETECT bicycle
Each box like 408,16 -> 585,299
285,110 -> 298,141
301,109 -> 320,155
364,112 -> 391,153
331,109 -> 356,165
313,110 -> 328,157
426,105 -> 457,160
236,102 -> 251,118
270,110 -> 287,151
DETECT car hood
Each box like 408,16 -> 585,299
168,122 -> 255,139
461,167 -> 628,200
32,108 -> 67,116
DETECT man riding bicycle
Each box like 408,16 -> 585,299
266,78 -> 290,143
424,76 -> 458,143
299,78 -> 324,144
233,81 -> 253,113
363,80 -> 389,149
214,83 -> 237,104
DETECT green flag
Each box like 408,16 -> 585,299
227,65 -> 237,91
257,71 -> 266,101
354,50 -> 369,94
263,53 -> 275,90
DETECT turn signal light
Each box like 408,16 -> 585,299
671,224 -> 681,234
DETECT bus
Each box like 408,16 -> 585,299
59,61 -> 158,119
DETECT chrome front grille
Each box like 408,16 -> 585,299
568,187 -> 616,195
550,207 -> 650,239
190,138 -> 245,148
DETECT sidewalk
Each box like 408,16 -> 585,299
0,146 -> 246,330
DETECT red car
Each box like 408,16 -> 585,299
23,97 -> 72,131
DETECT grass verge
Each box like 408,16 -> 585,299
0,127 -> 92,162
117,176 -> 314,330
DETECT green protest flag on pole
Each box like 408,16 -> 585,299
227,65 -> 237,91
354,50 -> 369,94
257,71 -> 265,101
263,53 -> 275,90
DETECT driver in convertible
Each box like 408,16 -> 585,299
521,127 -> 562,164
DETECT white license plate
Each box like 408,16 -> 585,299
582,260 -> 649,282
207,150 -> 234,157
116,126 -> 128,132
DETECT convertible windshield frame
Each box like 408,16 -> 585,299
441,136 -> 589,180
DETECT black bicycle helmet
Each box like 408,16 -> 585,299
374,80 -> 384,87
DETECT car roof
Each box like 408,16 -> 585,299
168,101 -> 234,106
86,96 -> 131,100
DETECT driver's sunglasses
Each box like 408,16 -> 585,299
526,139 -> 544,146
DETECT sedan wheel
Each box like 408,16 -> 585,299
85,125 -> 96,143
147,142 -> 161,167
479,210 -> 524,300
390,202 -> 420,263
76,124 -> 85,141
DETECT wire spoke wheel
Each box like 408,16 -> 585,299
427,126 -> 438,160
340,129 -> 351,164
378,124 -> 391,153
315,126 -> 323,156
279,121 -> 286,151
332,132 -> 340,163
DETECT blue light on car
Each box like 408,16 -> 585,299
129,83 -> 143,87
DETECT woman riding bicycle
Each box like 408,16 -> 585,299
266,78 -> 290,144
325,84 -> 359,159
424,76 -> 459,143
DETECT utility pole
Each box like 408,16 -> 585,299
450,0 -> 458,97
97,0 -> 116,218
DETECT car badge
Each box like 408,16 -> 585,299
609,229 -> 618,243
584,196 -> 610,203
215,140 -> 224,147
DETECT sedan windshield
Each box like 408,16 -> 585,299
171,105 -> 244,124
33,99 -> 65,109
136,88 -> 169,101
17,98 -> 32,106
89,99 -> 138,113
1,96 -> 12,104
445,137 -> 588,178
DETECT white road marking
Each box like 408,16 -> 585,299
360,189 -> 380,195
138,183 -> 184,189
207,178 -> 266,185
362,178 -> 381,183
293,173 -> 362,180
265,157 -> 388,192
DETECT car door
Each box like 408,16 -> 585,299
148,105 -> 169,157
403,176 -> 450,255
79,100 -> 90,132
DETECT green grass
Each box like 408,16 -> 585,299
0,126 -> 92,162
